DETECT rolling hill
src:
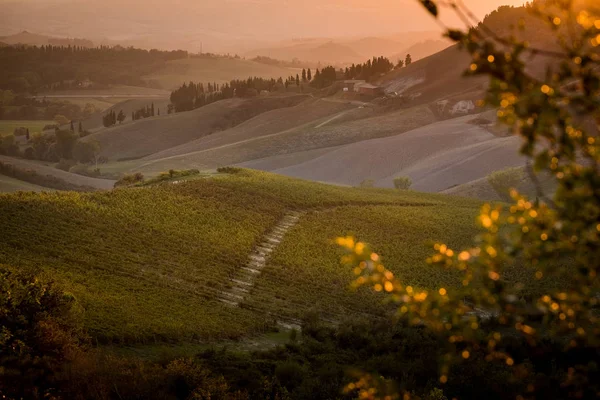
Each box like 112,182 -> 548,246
245,40 -> 365,64
0,174 -> 47,192
0,155 -> 115,190
76,98 -> 171,133
127,103 -> 437,176
143,57 -> 298,90
257,115 -> 524,192
0,168 -> 484,344
83,94 -> 310,161
0,30 -> 94,47
245,31 -> 452,64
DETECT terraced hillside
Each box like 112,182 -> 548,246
0,169 -> 484,346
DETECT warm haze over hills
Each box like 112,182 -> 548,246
0,0 -> 527,54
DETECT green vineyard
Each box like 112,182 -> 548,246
0,169 -> 483,345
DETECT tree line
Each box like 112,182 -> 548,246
132,103 -> 158,121
343,56 -> 395,81
169,77 -> 286,112
168,55 -> 397,113
0,45 -> 188,93
102,110 -> 125,127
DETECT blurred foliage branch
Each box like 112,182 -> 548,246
340,0 -> 599,398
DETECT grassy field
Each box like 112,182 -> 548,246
0,169 -> 483,346
61,97 -> 128,112
0,174 -> 47,192
0,120 -> 55,136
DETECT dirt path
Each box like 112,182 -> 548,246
219,211 -> 304,309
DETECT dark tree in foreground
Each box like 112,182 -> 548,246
0,266 -> 86,399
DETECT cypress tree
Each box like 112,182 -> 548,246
307,68 -> 312,81
302,69 -> 307,82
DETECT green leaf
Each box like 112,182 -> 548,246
419,0 -> 438,17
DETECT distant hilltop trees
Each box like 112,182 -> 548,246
169,78 -> 281,112
168,55 -> 395,113
343,56 -> 394,82
0,45 -> 188,93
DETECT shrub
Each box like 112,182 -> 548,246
13,127 -> 28,136
217,166 -> 243,174
54,114 -> 70,126
393,176 -> 412,190
359,179 -> 375,188
23,147 -> 34,160
143,169 -> 201,185
114,172 -> 145,187
487,167 -> 523,200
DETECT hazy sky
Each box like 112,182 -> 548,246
0,0 -> 527,51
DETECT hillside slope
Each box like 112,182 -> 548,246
84,95 -> 309,161
259,114 -> 525,191
0,169 -> 483,344
0,155 -> 115,190
130,104 -> 437,175
0,174 -> 47,192
143,98 -> 355,161
78,98 -> 171,133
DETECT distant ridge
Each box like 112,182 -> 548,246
0,31 -> 94,47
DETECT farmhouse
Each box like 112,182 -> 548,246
356,83 -> 384,96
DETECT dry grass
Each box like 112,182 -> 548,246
84,95 -> 309,162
